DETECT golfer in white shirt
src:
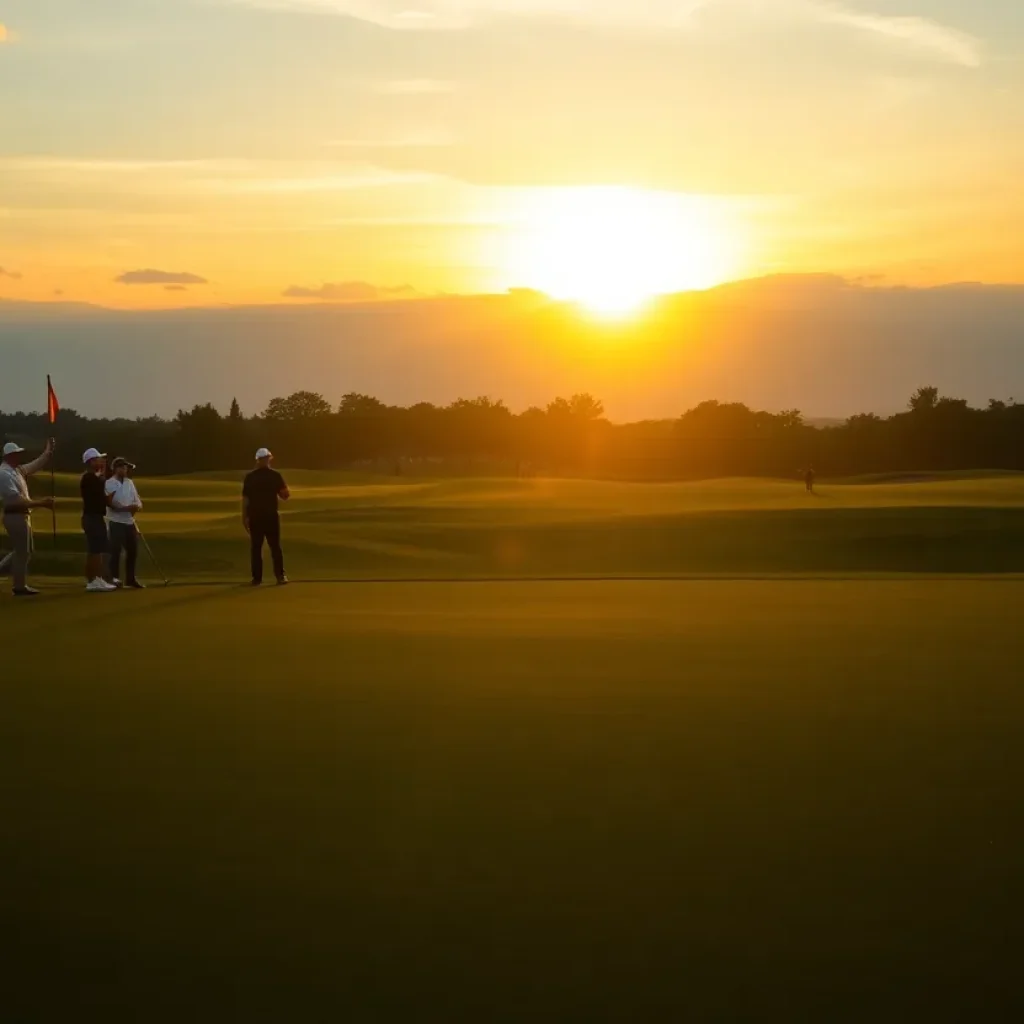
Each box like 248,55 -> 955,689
106,457 -> 145,589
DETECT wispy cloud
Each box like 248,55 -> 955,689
1,157 -> 443,197
284,281 -> 417,301
226,0 -> 982,67
813,3 -> 982,68
2,157 -> 220,174
0,267 -> 22,280
374,79 -> 458,95
226,0 -> 706,31
205,168 -> 439,194
325,132 -> 454,149
116,270 -> 209,285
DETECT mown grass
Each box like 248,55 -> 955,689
5,580 -> 1024,1020
14,470 -> 1024,580
6,476 -> 1024,1018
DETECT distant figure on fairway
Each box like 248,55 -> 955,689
106,457 -> 145,589
243,447 -> 290,586
0,439 -> 55,597
804,466 -> 816,493
81,448 -> 116,592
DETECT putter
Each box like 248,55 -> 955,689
136,526 -> 170,587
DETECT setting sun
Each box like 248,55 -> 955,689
502,187 -> 745,315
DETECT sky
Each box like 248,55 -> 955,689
2,0 -> 1023,309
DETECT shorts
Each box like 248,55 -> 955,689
82,514 -> 109,555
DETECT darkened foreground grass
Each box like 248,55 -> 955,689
4,581 -> 1024,1020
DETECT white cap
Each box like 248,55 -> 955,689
82,447 -> 107,464
255,447 -> 273,460
2,442 -> 26,457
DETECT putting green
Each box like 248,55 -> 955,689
5,580 -> 1024,1019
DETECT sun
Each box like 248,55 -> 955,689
502,187 -> 744,316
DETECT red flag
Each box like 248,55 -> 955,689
47,375 -> 60,425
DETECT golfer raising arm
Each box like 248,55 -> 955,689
243,447 -> 290,586
0,439 -> 55,597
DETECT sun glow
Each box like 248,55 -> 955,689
503,187 -> 745,315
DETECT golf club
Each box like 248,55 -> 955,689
136,525 -> 170,587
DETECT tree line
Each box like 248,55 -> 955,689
2,386 -> 1023,479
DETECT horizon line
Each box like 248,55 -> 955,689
4,273 -> 1024,315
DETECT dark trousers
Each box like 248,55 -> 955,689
109,521 -> 139,582
250,515 -> 284,582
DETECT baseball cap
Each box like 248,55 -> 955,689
82,447 -> 107,464
111,456 -> 136,471
255,447 -> 273,460
2,442 -> 26,457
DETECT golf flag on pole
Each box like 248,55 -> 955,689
47,376 -> 60,425
47,375 -> 59,547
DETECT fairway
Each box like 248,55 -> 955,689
5,578 -> 1024,1020
15,470 -> 1024,582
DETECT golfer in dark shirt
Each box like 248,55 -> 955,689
242,447 -> 290,585
80,447 -> 116,592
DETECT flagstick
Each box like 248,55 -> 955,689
47,375 -> 57,549
50,460 -> 57,548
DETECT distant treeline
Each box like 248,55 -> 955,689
2,387 -> 1024,479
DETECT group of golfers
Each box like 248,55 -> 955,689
1,441 -> 289,596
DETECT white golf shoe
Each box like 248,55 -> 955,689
86,578 -> 116,592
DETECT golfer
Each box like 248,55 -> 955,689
242,447 -> 290,586
106,457 -> 145,589
81,447 -> 115,592
0,439 -> 55,597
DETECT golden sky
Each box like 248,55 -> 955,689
1,0 -> 1022,309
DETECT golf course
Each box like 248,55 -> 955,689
6,473 -> 1024,1019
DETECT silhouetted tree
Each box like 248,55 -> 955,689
569,393 -> 605,421
847,413 -> 882,427
175,403 -> 224,470
909,386 -> 939,414
339,393 -> 386,416
263,391 -> 332,421
8,383 -> 1024,479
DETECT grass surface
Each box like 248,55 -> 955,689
5,580 -> 1024,1019
15,470 -> 1024,580
5,476 -> 1024,1019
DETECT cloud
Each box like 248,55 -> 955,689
203,168 -> 437,194
116,269 -> 209,285
164,285 -> 189,292
325,131 -> 454,149
226,0 -> 706,31
3,157 -> 219,174
0,156 -> 440,200
373,79 -> 457,95
283,281 -> 417,302
227,0 -> 981,66
813,2 -> 982,68
0,267 -> 22,280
